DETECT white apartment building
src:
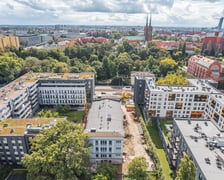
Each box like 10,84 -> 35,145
134,77 -> 224,131
85,99 -> 124,165
0,72 -> 95,120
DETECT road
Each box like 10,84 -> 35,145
121,105 -> 154,175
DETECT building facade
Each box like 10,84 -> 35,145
0,36 -> 20,50
0,118 -> 63,165
18,34 -> 42,47
85,99 -> 124,165
202,32 -> 224,56
0,72 -> 95,121
134,77 -> 224,131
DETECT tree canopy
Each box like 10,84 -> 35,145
175,154 -> 196,180
128,156 -> 150,180
96,162 -> 117,180
156,73 -> 189,85
21,121 -> 90,180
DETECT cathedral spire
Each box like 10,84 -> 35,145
149,13 -> 152,26
146,14 -> 148,27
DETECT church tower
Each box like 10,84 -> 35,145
144,13 -> 153,41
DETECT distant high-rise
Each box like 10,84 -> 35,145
144,14 -> 153,41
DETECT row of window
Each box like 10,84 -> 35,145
95,153 -> 121,158
95,140 -> 121,145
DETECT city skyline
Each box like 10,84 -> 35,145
0,0 -> 223,27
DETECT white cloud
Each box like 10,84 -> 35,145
0,0 -> 223,27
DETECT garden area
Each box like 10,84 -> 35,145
136,106 -> 172,180
37,105 -> 85,124
146,121 -> 172,180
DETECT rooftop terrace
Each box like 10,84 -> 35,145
146,78 -> 221,94
0,118 -> 64,135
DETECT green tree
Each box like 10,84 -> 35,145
93,174 -> 108,180
24,57 -> 42,72
96,162 -> 117,180
0,52 -> 24,83
38,110 -> 59,118
156,73 -> 189,85
128,156 -> 150,180
175,154 -> 196,180
21,121 -> 90,180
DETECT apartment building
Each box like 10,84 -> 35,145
170,119 -> 224,180
134,76 -> 224,131
0,72 -> 95,120
0,36 -> 20,50
85,99 -> 124,165
0,118 -> 63,165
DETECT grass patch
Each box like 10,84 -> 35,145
147,121 -> 171,180
159,120 -> 173,143
59,111 -> 84,123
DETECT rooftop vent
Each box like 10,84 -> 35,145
3,124 -> 8,128
205,157 -> 210,164
10,128 -> 14,133
90,128 -> 96,133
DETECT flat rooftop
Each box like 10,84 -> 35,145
0,118 -> 64,135
174,119 -> 224,180
146,78 -> 220,94
85,99 -> 124,136
0,72 -> 94,108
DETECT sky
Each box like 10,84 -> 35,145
0,0 -> 224,27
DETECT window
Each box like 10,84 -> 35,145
109,141 -> 112,145
95,140 -> 98,145
101,140 -> 107,145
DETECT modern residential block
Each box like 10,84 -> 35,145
0,72 -> 95,121
134,76 -> 224,131
170,119 -> 224,180
0,118 -> 64,165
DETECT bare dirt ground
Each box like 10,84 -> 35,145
122,105 -> 154,175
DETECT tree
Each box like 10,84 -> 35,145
156,73 -> 189,85
21,121 -> 90,180
38,110 -> 59,118
96,162 -> 117,180
93,174 -> 108,180
175,154 -> 196,180
24,57 -> 42,72
128,156 -> 150,180
0,52 -> 24,83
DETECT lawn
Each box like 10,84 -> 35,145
147,121 -> 172,180
159,120 -> 173,143
59,111 -> 84,123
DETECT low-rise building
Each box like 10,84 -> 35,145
0,118 -> 64,165
170,119 -> 224,180
85,99 -> 124,165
